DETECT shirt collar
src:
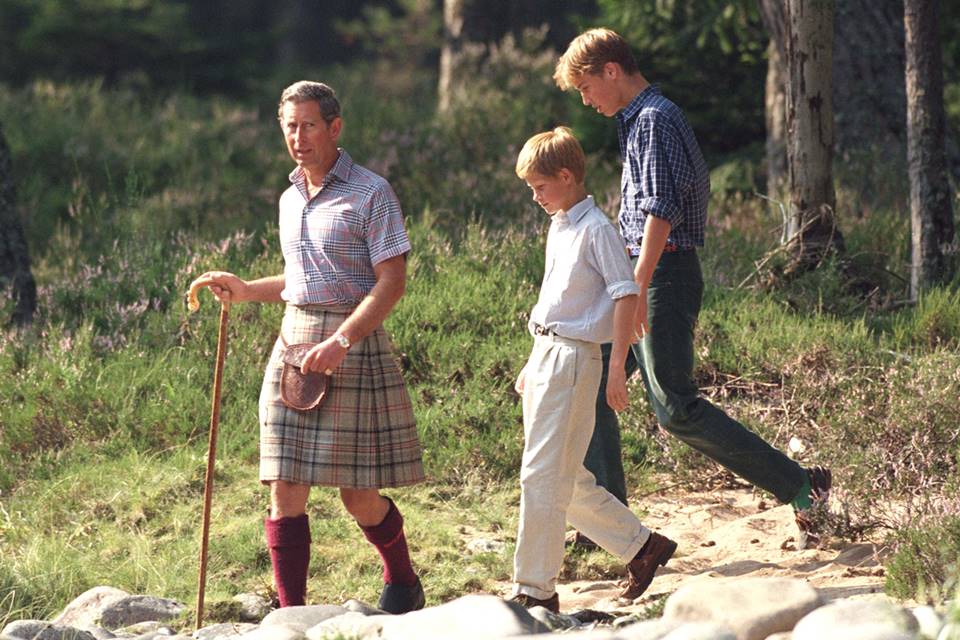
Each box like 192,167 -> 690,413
556,195 -> 594,226
617,84 -> 661,125
288,148 -> 354,191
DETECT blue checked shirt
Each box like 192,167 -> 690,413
279,149 -> 411,306
616,85 -> 710,255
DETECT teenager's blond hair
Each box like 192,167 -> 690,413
554,28 -> 638,91
515,126 -> 586,183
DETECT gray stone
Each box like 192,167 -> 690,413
192,623 -> 259,640
526,605 -> 582,631
913,606 -> 944,640
661,622 -> 737,640
98,597 -> 186,630
237,627 -> 303,640
340,600 -> 386,616
2,621 -> 98,640
231,595 -> 273,623
663,577 -> 820,640
372,594 -> 548,639
259,606 -> 347,634
53,588 -> 131,630
793,599 -> 919,640
118,622 -> 174,636
305,612 -> 382,640
764,634 -> 793,640
82,629 -> 116,640
466,539 -> 507,554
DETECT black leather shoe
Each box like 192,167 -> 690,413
378,577 -> 425,614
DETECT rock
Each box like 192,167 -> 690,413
661,622 -> 737,640
53,588 -> 131,630
237,627 -> 304,640
340,600 -> 386,616
231,595 -> 273,623
939,622 -> 960,640
793,599 -> 919,640
192,623 -> 259,640
765,634 -> 793,640
663,577 -> 820,640
372,594 -> 548,639
466,539 -> 506,554
912,606 -> 944,640
117,622 -> 174,636
2,621 -> 98,640
606,617 -> 682,639
98,597 -> 186,630
526,606 -> 582,631
259,606 -> 347,634
305,612 -> 382,640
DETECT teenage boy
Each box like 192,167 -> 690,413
554,28 -> 832,548
510,126 -> 676,613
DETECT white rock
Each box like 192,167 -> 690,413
793,599 -> 918,640
939,622 -> 960,640
663,577 -> 820,640
192,622 -> 259,640
612,617 -> 683,639
237,627 -> 304,640
765,633 -> 793,640
466,539 -> 506,554
340,600 -> 386,616
913,606 -> 944,640
98,597 -> 186,630
661,622 -> 736,640
305,612 -> 382,640
371,594 -> 548,639
259,606 -> 347,634
53,588 -> 131,630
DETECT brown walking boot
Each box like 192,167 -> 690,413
619,531 -> 677,601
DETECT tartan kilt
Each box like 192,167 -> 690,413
258,304 -> 425,488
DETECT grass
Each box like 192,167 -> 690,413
1,78 -> 959,627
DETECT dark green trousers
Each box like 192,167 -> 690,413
583,250 -> 806,504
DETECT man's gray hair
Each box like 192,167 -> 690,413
277,81 -> 341,121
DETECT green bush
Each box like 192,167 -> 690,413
885,516 -> 960,602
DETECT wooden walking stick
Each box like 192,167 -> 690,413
188,285 -> 230,631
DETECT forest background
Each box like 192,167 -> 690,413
1,0 -> 959,627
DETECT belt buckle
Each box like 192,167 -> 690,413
534,324 -> 551,336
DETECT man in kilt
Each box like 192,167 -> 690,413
190,81 -> 426,613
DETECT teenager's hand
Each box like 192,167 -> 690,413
606,366 -> 629,412
301,337 -> 348,376
633,288 -> 649,340
515,363 -> 528,394
188,271 -> 250,308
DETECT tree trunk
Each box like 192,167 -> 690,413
785,0 -> 844,266
0,123 -> 37,326
764,39 -> 788,196
905,0 -> 955,298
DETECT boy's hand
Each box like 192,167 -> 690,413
606,366 -> 629,412
515,363 -> 528,394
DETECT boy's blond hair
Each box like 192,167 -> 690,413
515,126 -> 586,183
553,28 -> 639,91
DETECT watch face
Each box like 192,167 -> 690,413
335,334 -> 350,348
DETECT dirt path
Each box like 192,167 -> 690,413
496,485 -> 888,614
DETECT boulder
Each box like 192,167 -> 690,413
304,612 -> 382,640
259,606 -> 347,634
2,621 -> 97,640
793,598 -> 919,640
192,623 -> 259,640
912,606 -> 944,640
663,577 -> 820,640
98,597 -> 186,630
372,594 -> 548,639
661,623 -> 737,640
53,588 -> 131,630
231,595 -> 273,623
340,600 -> 386,616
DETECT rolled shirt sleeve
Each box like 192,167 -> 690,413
588,222 -> 641,301
366,181 -> 412,266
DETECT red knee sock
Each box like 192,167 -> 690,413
359,498 -> 417,586
265,514 -> 311,607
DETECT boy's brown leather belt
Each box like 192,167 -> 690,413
532,324 -> 556,336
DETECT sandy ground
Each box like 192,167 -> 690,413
494,484 -> 889,614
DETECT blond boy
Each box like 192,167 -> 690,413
509,127 -> 676,613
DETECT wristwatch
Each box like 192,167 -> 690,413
333,333 -> 351,350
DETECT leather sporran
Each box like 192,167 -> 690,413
280,342 -> 328,411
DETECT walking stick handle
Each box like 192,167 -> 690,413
196,300 -> 230,630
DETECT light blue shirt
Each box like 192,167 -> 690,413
529,196 -> 640,343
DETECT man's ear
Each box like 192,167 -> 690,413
329,116 -> 343,140
603,61 -> 621,80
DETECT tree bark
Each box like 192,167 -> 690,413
905,0 -> 955,297
0,123 -> 36,326
785,0 -> 844,265
764,39 -> 788,195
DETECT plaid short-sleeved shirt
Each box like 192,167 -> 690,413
279,149 -> 411,306
616,85 -> 710,255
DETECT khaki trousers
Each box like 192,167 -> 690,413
513,334 -> 650,600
